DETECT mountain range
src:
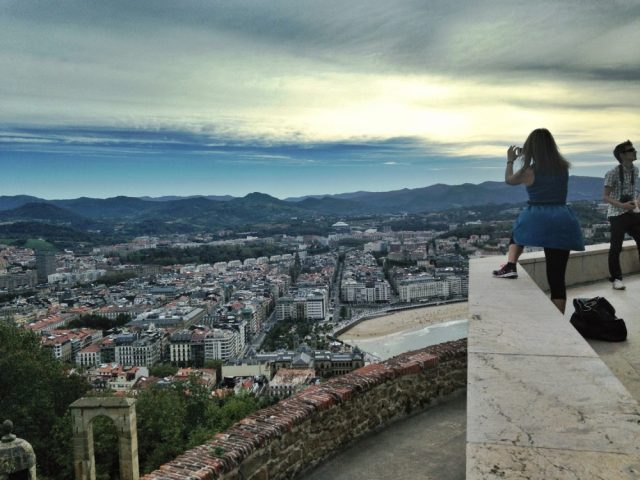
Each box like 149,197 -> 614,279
0,176 -> 604,234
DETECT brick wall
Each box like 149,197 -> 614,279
142,339 -> 467,480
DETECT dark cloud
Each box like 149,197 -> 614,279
4,0 -> 638,79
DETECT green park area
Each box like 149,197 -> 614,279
0,237 -> 57,251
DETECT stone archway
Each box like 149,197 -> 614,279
70,397 -> 139,480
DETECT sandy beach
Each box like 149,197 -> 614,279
339,302 -> 469,341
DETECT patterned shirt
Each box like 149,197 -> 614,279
604,164 -> 639,218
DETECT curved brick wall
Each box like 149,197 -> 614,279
142,339 -> 467,480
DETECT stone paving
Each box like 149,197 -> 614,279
468,255 -> 640,479
301,392 -> 466,480
564,273 -> 640,403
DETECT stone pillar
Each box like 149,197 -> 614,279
0,420 -> 36,480
71,413 -> 95,480
70,397 -> 139,480
117,405 -> 139,480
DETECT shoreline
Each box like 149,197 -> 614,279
339,302 -> 469,340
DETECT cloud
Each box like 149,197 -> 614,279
1,0 -> 639,198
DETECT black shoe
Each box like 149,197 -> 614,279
493,263 -> 518,279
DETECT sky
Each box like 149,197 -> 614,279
1,0 -> 639,199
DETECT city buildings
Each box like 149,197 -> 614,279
36,250 -> 56,283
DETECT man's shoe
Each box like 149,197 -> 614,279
493,263 -> 518,279
613,279 -> 626,290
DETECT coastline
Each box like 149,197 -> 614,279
339,302 -> 469,340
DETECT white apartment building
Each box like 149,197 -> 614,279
305,292 -> 326,320
275,297 -> 293,321
275,288 -> 328,321
341,279 -> 391,304
398,277 -> 450,302
76,344 -> 101,367
169,330 -> 192,365
240,306 -> 259,334
364,241 -> 386,253
340,278 -> 362,303
445,277 -> 469,295
374,281 -> 391,302
42,335 -> 73,362
115,334 -> 162,367
213,262 -> 227,272
204,328 -> 240,361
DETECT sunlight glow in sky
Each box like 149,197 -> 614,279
1,0 -> 639,199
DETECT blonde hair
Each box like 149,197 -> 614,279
522,128 -> 570,175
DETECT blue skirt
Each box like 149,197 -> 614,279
513,204 -> 585,251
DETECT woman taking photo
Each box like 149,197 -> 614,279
504,128 -> 584,313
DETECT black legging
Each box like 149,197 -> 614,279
509,236 -> 569,299
544,248 -> 570,300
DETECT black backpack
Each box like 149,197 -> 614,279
570,297 -> 627,342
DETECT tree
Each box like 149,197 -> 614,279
135,387 -> 187,473
149,363 -> 179,378
133,377 -> 268,474
68,313 -> 129,331
0,323 -> 269,478
204,359 -> 223,370
0,322 -> 90,479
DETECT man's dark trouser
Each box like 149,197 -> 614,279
608,212 -> 640,281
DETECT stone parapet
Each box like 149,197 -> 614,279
519,239 -> 640,291
468,251 -> 640,479
141,339 -> 467,480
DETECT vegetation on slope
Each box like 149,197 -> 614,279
0,323 -> 273,479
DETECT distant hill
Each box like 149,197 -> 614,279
0,195 -> 46,210
285,175 -> 603,212
50,196 -> 154,219
0,202 -> 95,228
0,176 -> 604,235
296,196 -> 372,215
0,221 -> 95,244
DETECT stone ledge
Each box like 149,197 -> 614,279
519,239 -> 640,290
468,251 -> 640,479
141,340 -> 467,480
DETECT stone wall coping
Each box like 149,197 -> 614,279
518,239 -> 640,263
468,249 -> 640,479
141,340 -> 466,480
70,397 -> 136,409
517,240 -> 640,292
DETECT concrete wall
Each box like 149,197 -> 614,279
141,339 -> 467,480
468,248 -> 640,479
519,240 -> 640,290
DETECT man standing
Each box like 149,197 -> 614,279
603,140 -> 640,289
